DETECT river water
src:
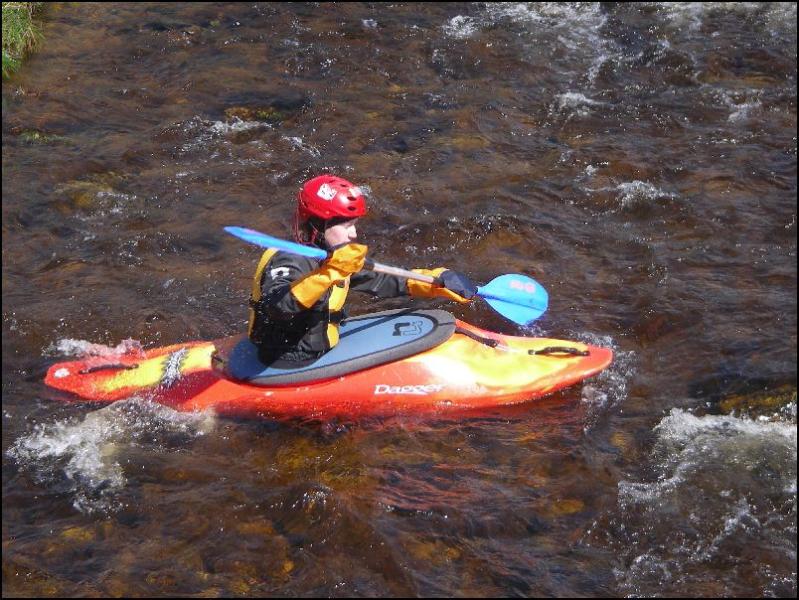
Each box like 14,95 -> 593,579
2,3 -> 796,597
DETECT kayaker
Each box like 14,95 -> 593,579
248,174 -> 477,366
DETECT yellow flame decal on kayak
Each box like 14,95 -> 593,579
98,344 -> 214,393
407,335 -> 588,391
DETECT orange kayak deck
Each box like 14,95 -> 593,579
44,319 -> 613,419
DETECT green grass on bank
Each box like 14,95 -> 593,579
2,2 -> 43,78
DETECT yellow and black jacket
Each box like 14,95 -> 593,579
248,249 -> 408,363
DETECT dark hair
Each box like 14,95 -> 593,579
294,215 -> 327,248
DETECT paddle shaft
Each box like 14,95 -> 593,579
364,259 -> 438,285
368,260 -> 500,301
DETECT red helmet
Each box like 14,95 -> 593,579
297,175 -> 368,222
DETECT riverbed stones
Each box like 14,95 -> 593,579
718,384 -> 797,419
14,128 -> 68,144
55,172 -> 130,210
224,106 -> 285,124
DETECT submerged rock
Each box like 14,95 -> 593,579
60,525 -> 96,543
545,498 -> 585,517
718,384 -> 797,419
403,536 -> 462,566
14,128 -> 68,144
2,551 -> 101,596
224,106 -> 285,124
221,92 -> 309,126
55,172 -> 132,210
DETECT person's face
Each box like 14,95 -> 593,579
324,218 -> 359,247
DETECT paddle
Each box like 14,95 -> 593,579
224,226 -> 548,325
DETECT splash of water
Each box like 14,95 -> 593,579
606,407 -> 797,596
553,92 -> 605,117
7,398 -> 216,514
46,337 -> 145,359
441,15 -> 478,39
576,333 -> 636,431
615,181 -> 677,209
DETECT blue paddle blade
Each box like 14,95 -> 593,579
481,296 -> 546,326
224,226 -> 327,260
477,274 -> 548,326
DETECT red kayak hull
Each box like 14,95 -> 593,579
45,320 -> 613,419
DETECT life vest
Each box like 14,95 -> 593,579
248,249 -> 349,360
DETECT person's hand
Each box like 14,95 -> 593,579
439,269 -> 477,300
408,268 -> 476,304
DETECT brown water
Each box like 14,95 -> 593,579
2,3 -> 796,597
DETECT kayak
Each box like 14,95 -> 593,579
44,309 -> 613,419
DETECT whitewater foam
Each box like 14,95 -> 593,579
7,399 -> 216,514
